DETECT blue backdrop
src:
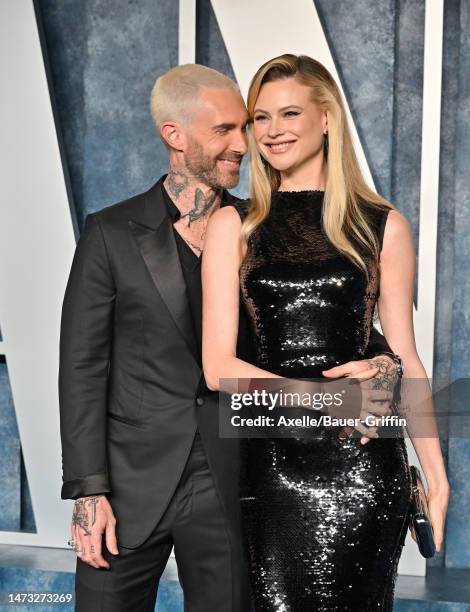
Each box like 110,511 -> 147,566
1,0 -> 469,576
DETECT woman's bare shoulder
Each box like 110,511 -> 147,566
207,203 -> 244,234
383,209 -> 412,245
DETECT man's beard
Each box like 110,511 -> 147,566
185,138 -> 241,190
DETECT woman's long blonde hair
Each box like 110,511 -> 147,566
242,54 -> 394,274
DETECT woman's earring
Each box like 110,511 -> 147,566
323,131 -> 329,161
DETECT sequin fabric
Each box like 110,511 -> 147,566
233,191 -> 412,612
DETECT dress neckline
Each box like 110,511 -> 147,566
276,189 -> 325,195
272,190 -> 325,210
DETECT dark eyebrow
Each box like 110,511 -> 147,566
254,105 -> 303,114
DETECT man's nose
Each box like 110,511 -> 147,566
230,129 -> 248,155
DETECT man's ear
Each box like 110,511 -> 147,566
160,121 -> 185,151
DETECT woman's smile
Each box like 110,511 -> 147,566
264,140 -> 296,154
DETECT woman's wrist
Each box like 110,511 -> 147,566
427,478 -> 450,498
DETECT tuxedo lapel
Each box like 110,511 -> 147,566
128,179 -> 200,367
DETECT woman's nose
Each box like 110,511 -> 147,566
267,118 -> 283,139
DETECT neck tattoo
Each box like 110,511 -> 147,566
164,170 -> 222,253
165,171 -> 222,227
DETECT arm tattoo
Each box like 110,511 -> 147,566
72,495 -> 100,535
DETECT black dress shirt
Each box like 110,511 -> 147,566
161,182 -> 255,371
161,184 -> 202,364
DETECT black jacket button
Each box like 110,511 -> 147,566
196,396 -> 204,406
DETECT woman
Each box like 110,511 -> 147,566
202,54 -> 449,611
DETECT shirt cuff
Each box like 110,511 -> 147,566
61,472 -> 111,500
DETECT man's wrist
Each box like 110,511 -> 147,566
76,493 -> 106,501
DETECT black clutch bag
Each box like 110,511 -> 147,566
409,465 -> 436,558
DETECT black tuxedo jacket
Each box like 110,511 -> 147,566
58,177 -> 253,552
59,176 -> 390,550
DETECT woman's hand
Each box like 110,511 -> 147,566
426,486 -> 450,553
410,485 -> 450,553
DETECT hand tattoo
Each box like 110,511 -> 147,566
72,495 -> 100,536
368,356 -> 398,391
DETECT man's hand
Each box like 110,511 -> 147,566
70,495 -> 118,569
322,355 -> 400,444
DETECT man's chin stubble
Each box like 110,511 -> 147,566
219,170 -> 240,189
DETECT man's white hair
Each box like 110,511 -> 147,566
150,63 -> 240,131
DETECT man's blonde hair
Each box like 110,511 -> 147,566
150,64 -> 240,130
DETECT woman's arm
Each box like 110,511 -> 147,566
202,205 -> 396,427
202,206 -> 283,392
378,209 -> 450,551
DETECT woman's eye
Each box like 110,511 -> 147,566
254,115 -> 267,122
285,111 -> 300,117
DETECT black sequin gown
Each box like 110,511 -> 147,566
230,191 -> 411,612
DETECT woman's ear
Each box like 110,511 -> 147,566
160,121 -> 185,152
322,110 -> 328,135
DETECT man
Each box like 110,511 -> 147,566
59,64 -> 400,611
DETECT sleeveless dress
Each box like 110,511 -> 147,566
230,190 -> 411,612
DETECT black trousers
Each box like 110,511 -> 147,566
75,432 -> 240,611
